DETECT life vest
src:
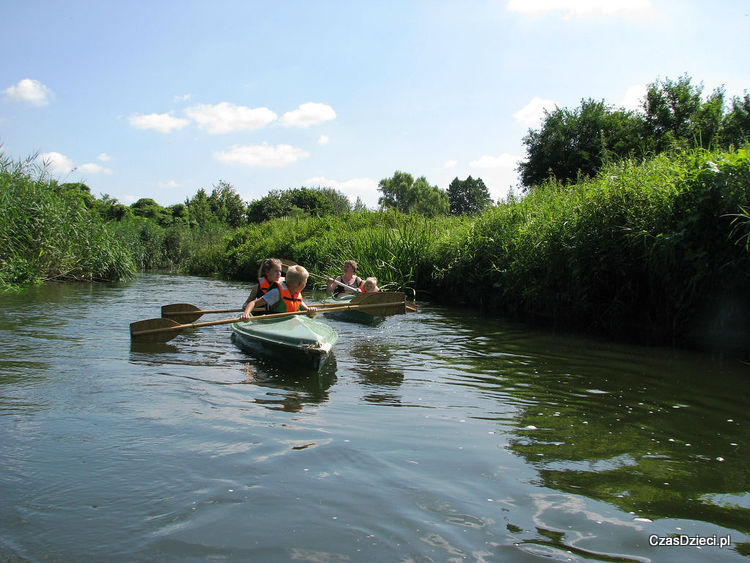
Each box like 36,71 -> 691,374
272,281 -> 303,313
258,275 -> 283,297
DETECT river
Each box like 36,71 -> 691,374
1,273 -> 748,561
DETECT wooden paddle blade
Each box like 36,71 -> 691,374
161,303 -> 202,323
347,291 -> 406,316
130,318 -> 184,343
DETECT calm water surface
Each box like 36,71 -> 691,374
1,274 -> 749,561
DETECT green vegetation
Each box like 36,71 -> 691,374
0,153 -> 135,288
520,75 -> 750,188
2,74 -> 748,352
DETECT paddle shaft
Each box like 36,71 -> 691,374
133,301 -> 404,338
281,258 -> 417,311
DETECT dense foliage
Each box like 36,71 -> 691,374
447,175 -> 492,215
0,154 -> 136,288
377,171 -> 450,216
520,75 -> 750,188
3,73 -> 749,354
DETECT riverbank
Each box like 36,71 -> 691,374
2,148 -> 748,353
222,149 -> 750,353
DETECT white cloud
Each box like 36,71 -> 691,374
443,160 -> 459,168
129,112 -> 189,133
97,152 -> 113,162
469,153 -> 519,169
317,135 -> 330,145
514,97 -> 558,128
304,176 -> 380,208
619,83 -> 647,111
173,93 -> 192,103
39,152 -> 74,175
3,78 -> 53,106
158,180 -> 180,189
507,0 -> 654,18
280,102 -> 336,128
77,162 -> 113,175
468,152 -> 523,202
185,102 -> 277,134
214,143 -> 310,167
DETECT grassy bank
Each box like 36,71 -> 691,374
218,148 -> 749,350
0,154 -> 136,289
433,149 -> 750,349
3,147 -> 748,352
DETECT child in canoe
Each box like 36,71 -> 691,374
327,259 -> 363,295
242,258 -> 284,310
360,277 -> 379,293
241,265 -> 317,320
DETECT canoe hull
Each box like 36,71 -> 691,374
231,316 -> 338,371
322,294 -> 382,324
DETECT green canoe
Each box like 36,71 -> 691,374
231,315 -> 338,371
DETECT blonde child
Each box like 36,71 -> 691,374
241,265 -> 317,320
360,277 -> 379,293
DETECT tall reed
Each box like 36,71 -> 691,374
0,153 -> 135,289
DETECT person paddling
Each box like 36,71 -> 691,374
241,265 -> 317,320
327,259 -> 363,295
242,258 -> 284,311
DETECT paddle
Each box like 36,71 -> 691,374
132,292 -> 407,343
160,295 -> 395,322
161,303 -> 243,323
280,258 -> 418,312
280,258 -> 357,292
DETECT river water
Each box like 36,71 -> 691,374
1,273 -> 749,561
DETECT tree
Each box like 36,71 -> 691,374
131,198 -> 169,224
185,188 -> 213,227
721,92 -> 750,148
447,176 -> 491,215
207,181 -> 246,228
377,171 -> 449,216
518,99 -> 644,188
246,186 -> 352,223
643,74 -> 725,151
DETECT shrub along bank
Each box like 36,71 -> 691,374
2,148 -> 748,353
221,148 -> 750,351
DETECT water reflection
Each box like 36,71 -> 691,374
240,360 -> 336,411
425,310 -> 750,536
348,341 -> 405,404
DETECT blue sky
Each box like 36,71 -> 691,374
2,0 -> 748,209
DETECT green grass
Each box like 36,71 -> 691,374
0,153 -> 136,289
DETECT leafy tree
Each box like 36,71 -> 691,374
519,99 -> 644,188
168,203 -> 190,225
207,180 -> 246,228
94,193 -> 131,221
447,175 -> 491,215
131,198 -> 169,224
246,186 -> 351,223
643,75 -> 725,151
378,171 -> 449,216
185,188 -> 213,227
58,182 -> 95,208
721,92 -> 750,148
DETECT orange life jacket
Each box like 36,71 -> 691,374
258,276 -> 283,296
272,282 -> 303,313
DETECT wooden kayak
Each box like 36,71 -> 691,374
320,293 -> 384,324
231,315 -> 338,371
